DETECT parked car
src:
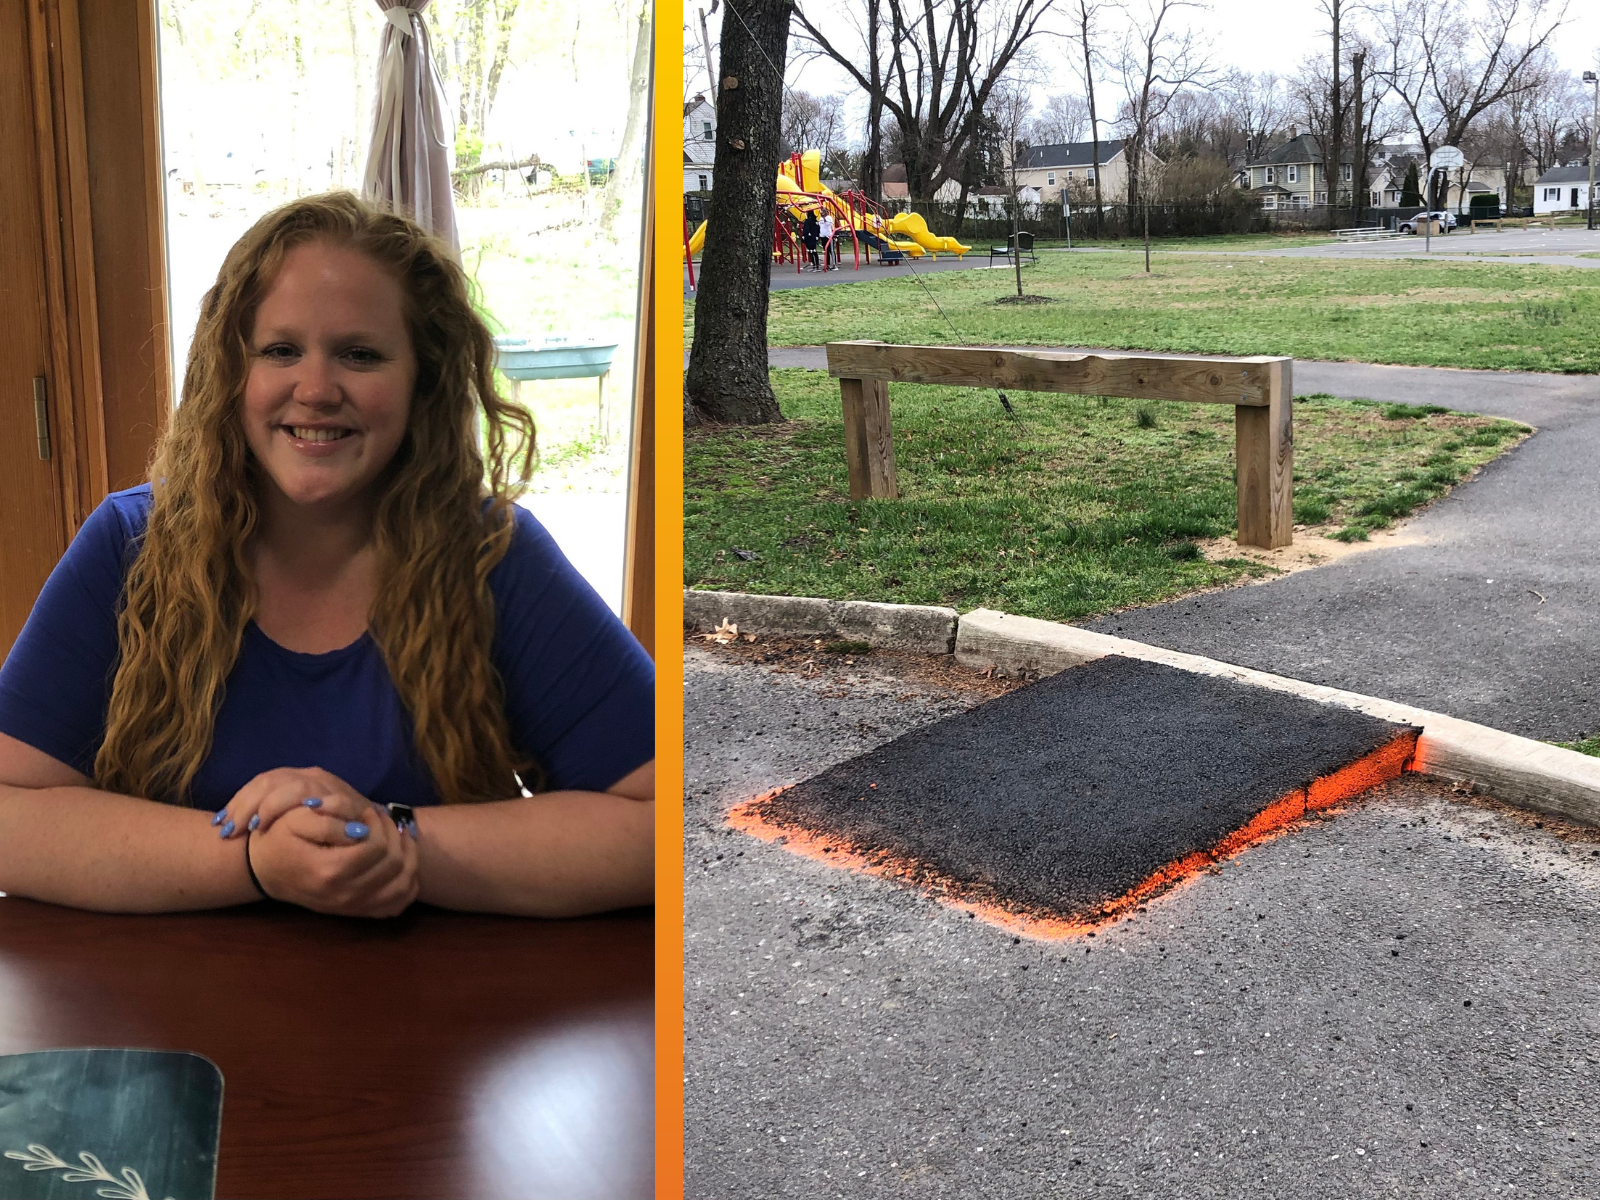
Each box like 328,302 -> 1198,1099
1398,210 -> 1457,233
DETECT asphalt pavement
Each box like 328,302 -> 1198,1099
685,642 -> 1600,1199
764,347 -> 1600,742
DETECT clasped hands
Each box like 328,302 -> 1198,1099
213,767 -> 418,918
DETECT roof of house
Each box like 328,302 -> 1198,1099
884,163 -> 908,183
684,94 -> 712,117
1020,139 -> 1125,169
1534,163 -> 1594,185
882,181 -> 910,199
1248,133 -> 1358,168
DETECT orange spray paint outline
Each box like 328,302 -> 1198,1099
727,729 -> 1420,942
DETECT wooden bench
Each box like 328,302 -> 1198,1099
827,341 -> 1295,549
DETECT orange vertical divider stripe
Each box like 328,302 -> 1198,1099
652,0 -> 686,1193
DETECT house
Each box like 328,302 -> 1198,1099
683,94 -> 716,193
1245,133 -> 1358,209
967,184 -> 1042,216
1011,139 -> 1142,203
1533,163 -> 1593,215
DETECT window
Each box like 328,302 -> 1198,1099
1047,172 -> 1056,186
698,174 -> 708,190
1086,167 -> 1095,181
1265,166 -> 1275,184
1066,169 -> 1074,177
1287,164 -> 1299,183
703,121 -> 713,141
1315,191 -> 1327,205
1343,163 -> 1353,182
1371,191 -> 1379,206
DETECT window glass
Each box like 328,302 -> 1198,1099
157,0 -> 653,612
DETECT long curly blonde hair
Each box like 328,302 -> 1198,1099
96,191 -> 537,806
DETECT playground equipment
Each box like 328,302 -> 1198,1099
684,149 -> 971,282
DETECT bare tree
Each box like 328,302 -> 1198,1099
990,82 -> 1034,296
1220,69 -> 1287,162
1064,0 -> 1112,233
1029,92 -> 1091,143
1114,0 -> 1213,205
1376,0 -> 1570,208
794,0 -> 1057,201
1523,65 -> 1585,174
781,90 -> 848,162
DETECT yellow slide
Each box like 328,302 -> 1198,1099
886,212 -> 970,258
688,220 -> 706,255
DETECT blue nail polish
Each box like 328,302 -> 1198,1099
219,820 -> 235,838
303,797 -> 323,808
248,814 -> 260,831
211,810 -> 226,826
345,821 -> 369,840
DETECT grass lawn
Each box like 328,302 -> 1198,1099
685,369 -> 1529,623
1558,736 -> 1600,757
1036,232 -> 1340,252
685,250 -> 1600,372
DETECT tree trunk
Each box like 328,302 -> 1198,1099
1350,51 -> 1367,217
1082,29 -> 1104,237
601,3 -> 652,237
1328,0 -> 1341,229
684,0 -> 794,425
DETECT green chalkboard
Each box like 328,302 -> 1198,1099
0,1050 -> 221,1200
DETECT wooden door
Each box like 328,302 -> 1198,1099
0,0 -> 68,659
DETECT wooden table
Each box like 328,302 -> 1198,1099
0,897 -> 653,1199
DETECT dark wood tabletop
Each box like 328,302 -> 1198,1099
0,896 -> 653,1199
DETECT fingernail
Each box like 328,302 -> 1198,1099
345,821 -> 369,840
211,809 -> 226,826
219,820 -> 235,838
303,797 -> 323,808
248,814 -> 260,831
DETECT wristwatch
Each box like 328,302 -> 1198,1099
384,802 -> 419,839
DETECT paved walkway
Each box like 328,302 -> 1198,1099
1065,226 -> 1600,269
685,644 -> 1600,1198
767,346 -> 1600,740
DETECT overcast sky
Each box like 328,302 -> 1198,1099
689,0 -> 1600,139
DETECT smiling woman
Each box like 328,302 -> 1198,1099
0,192 -> 654,920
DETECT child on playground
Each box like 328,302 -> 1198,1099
801,210 -> 821,270
818,210 -> 835,270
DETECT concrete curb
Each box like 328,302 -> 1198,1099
684,590 -> 1600,828
684,589 -> 959,654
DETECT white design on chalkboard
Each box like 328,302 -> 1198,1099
3,1144 -> 176,1200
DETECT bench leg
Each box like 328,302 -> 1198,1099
1235,359 -> 1293,549
840,376 -> 897,500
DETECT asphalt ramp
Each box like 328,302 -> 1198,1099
729,655 -> 1420,937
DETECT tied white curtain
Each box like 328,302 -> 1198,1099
362,1 -> 459,254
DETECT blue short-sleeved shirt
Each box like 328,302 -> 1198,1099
0,485 -> 654,808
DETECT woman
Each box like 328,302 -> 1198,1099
0,193 -> 653,919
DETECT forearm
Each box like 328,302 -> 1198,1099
412,792 -> 653,917
0,783 -> 261,913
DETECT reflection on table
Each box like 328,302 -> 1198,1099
0,897 -> 652,1199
